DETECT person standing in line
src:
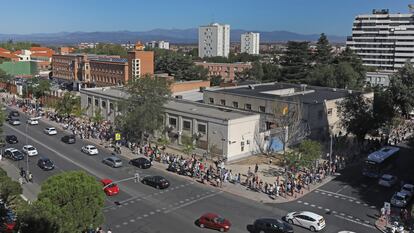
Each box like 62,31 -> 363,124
254,163 -> 259,173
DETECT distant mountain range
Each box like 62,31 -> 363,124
0,29 -> 346,45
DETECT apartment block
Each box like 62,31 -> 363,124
127,43 -> 154,79
198,23 -> 230,58
241,32 -> 260,55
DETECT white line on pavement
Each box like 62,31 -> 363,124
317,189 -> 359,200
334,214 -> 376,229
335,185 -> 348,194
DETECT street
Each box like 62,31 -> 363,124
3,107 -> 405,233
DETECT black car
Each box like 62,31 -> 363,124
61,135 -> 76,144
250,218 -> 294,233
37,157 -> 55,171
129,157 -> 151,169
9,111 -> 19,118
4,149 -> 24,161
5,135 -> 18,144
141,175 -> 170,189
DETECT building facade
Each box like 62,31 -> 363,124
79,87 -> 261,161
194,62 -> 252,82
89,58 -> 129,86
347,8 -> 414,72
241,32 -> 260,55
146,41 -> 170,50
127,45 -> 154,79
198,23 -> 230,58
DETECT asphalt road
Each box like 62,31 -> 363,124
2,107 -> 385,233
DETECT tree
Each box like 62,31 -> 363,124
181,134 -> 195,156
248,61 -> 264,81
389,62 -> 414,117
372,89 -> 395,129
262,63 -> 281,82
116,75 -> 171,143
334,47 -> 366,87
0,172 -> 22,205
338,93 -> 375,143
26,171 -> 105,233
307,64 -> 336,87
55,92 -> 80,116
284,140 -> 322,170
281,41 -> 310,83
183,65 -> 209,81
210,75 -> 223,86
29,78 -> 51,99
313,33 -> 333,65
91,108 -> 103,124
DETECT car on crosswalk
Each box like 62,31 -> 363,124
285,211 -> 326,232
101,179 -> 119,196
197,213 -> 231,232
141,175 -> 169,189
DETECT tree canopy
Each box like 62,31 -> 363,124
116,75 -> 171,143
313,33 -> 333,65
280,41 -> 310,83
389,62 -> 414,117
28,77 -> 51,99
284,139 -> 322,170
19,171 -> 105,233
55,92 -> 80,116
75,43 -> 127,57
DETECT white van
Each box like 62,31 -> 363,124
27,117 -> 39,125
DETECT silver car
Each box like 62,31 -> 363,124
102,156 -> 123,168
391,192 -> 409,208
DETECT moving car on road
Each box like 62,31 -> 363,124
26,117 -> 39,125
378,174 -> 398,187
400,184 -> 414,198
129,157 -> 151,169
250,218 -> 294,233
197,213 -> 231,232
4,148 -> 24,161
285,211 -> 326,232
101,179 -> 119,196
5,135 -> 18,144
8,111 -> 19,118
102,156 -> 123,168
61,135 -> 76,144
81,145 -> 99,155
37,157 -> 55,171
22,145 -> 38,157
44,127 -> 57,135
390,192 -> 409,208
8,118 -> 21,126
141,175 -> 170,189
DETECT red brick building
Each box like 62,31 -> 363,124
194,62 -> 252,82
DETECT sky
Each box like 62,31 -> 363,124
0,0 -> 411,35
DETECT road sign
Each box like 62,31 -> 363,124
115,133 -> 121,141
384,202 -> 391,215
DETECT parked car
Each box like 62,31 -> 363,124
22,145 -> 38,157
400,184 -> 414,198
61,135 -> 76,144
101,179 -> 119,196
197,213 -> 231,232
102,156 -> 123,168
8,118 -> 20,126
81,145 -> 99,155
4,148 -> 24,161
44,127 -> 57,135
285,211 -> 326,232
250,218 -> 294,233
37,157 -> 55,171
5,135 -> 18,144
391,192 -> 409,208
129,157 -> 151,169
26,117 -> 39,125
141,175 -> 170,189
378,174 -> 398,187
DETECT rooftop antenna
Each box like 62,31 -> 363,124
409,4 -> 414,13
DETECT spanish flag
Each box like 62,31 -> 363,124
282,106 -> 288,115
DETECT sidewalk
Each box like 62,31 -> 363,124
375,217 -> 410,233
6,102 -> 336,204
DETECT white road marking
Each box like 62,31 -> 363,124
325,209 -> 330,212
311,204 -> 316,207
317,189 -> 358,200
297,200 -> 303,203
304,202 -> 309,205
335,185 -> 348,194
164,191 -> 222,214
334,214 -> 376,229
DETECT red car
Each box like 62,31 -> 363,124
101,179 -> 119,196
197,213 -> 231,232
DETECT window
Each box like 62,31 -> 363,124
327,108 -> 333,116
95,99 -> 99,106
183,120 -> 191,131
209,98 -> 214,104
101,101 -> 106,108
109,102 -> 114,110
245,104 -> 252,110
169,117 -> 177,128
88,97 -> 92,105
220,99 -> 226,105
241,141 -> 245,152
197,124 -> 206,134
318,110 -> 323,119
259,106 -> 266,113
232,101 -> 238,108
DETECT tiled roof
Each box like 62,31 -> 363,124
0,52 -> 19,59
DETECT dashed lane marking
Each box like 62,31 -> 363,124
334,214 -> 376,229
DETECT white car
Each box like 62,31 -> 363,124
44,127 -> 57,135
378,174 -> 398,187
27,118 -> 39,125
22,145 -> 38,157
81,145 -> 99,155
400,184 -> 414,198
285,211 -> 326,232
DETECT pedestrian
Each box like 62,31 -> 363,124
107,228 -> 112,233
254,163 -> 259,173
